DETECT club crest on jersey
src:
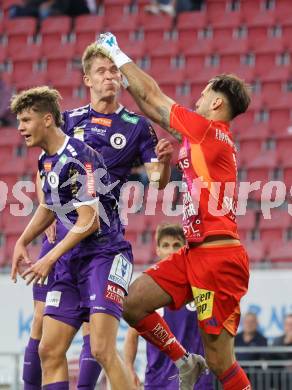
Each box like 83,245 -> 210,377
110,133 -> 126,149
47,171 -> 59,189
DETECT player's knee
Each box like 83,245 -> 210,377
90,340 -> 114,368
205,352 -> 226,376
39,340 -> 64,368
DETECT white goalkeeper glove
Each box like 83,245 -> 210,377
96,32 -> 132,69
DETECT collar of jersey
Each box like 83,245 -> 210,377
89,104 -> 124,116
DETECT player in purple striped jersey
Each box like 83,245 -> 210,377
21,44 -> 173,390
124,224 -> 214,390
10,86 -> 134,390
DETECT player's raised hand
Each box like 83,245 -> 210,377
11,240 -> 32,283
155,138 -> 174,164
96,32 -> 132,68
21,255 -> 54,286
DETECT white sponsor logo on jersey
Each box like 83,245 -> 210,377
108,253 -> 132,291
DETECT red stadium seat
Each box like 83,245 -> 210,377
0,128 -> 23,146
269,108 -> 291,135
242,239 -> 267,263
269,241 -> 292,263
238,138 -> 266,165
14,71 -> 47,91
74,14 -> 104,55
236,210 -> 256,240
211,9 -> 244,29
60,97 -> 88,112
103,0 -> 130,21
259,209 -> 292,243
106,13 -> 139,42
131,243 -> 153,265
0,158 -> 27,181
139,13 -> 173,46
48,69 -> 83,99
43,43 -> 75,74
40,16 -> 72,48
177,10 -> 207,33
4,17 -> 37,48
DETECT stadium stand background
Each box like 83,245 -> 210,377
0,0 -> 292,271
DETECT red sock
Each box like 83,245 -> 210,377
135,312 -> 186,361
219,361 -> 251,390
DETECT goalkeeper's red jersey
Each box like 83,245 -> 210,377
170,104 -> 239,243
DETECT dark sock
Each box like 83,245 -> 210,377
23,337 -> 41,390
77,335 -> 102,389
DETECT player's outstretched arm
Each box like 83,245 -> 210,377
123,327 -> 141,389
96,33 -> 181,142
21,204 -> 100,285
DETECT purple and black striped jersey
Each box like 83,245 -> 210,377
38,136 -> 124,255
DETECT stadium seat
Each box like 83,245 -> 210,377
177,10 -> 208,33
24,148 -> 41,174
0,128 -> 23,146
255,53 -> 278,75
269,108 -> 291,135
60,97 -> 88,112
139,13 -> 174,46
261,66 -> 292,83
103,0 -> 130,21
211,9 -> 244,29
14,71 -> 47,91
131,242 -> 153,265
40,16 -> 72,48
43,43 -> 75,74
238,138 -> 265,167
242,239 -> 267,263
240,0 -> 262,19
106,13 -> 139,42
259,209 -> 292,243
48,69 -> 83,99
245,150 -> 278,193
237,210 -> 256,240
0,158 -> 26,181
4,17 -> 36,48
269,241 -> 292,263
74,14 -> 104,55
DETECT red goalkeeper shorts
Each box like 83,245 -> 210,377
145,244 -> 249,336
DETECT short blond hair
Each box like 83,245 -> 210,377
10,86 -> 63,127
82,42 -> 110,74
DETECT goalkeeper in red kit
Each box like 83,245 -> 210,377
96,33 -> 252,390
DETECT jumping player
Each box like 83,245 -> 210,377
96,32 -> 252,390
10,86 -> 133,390
124,223 -> 214,389
21,45 -> 173,390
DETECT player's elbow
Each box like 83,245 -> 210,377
88,216 -> 100,235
